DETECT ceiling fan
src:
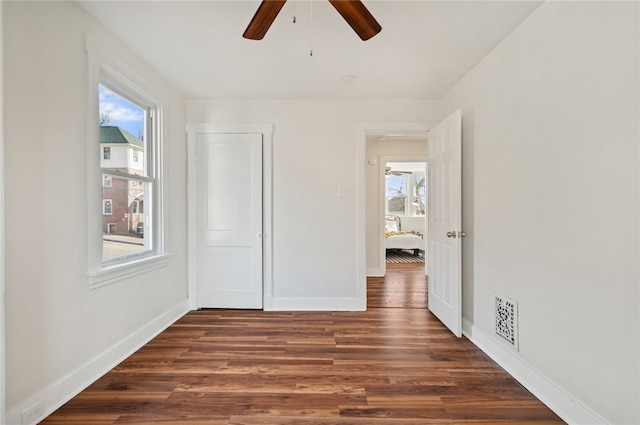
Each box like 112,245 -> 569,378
243,0 -> 382,41
385,167 -> 411,176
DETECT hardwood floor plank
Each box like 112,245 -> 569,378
41,263 -> 564,424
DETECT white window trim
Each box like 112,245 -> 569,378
86,35 -> 170,289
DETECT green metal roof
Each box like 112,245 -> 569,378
100,126 -> 143,148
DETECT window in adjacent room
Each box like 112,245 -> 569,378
385,162 -> 426,217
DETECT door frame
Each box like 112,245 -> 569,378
356,122 -> 433,309
186,123 -> 273,310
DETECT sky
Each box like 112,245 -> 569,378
99,84 -> 144,138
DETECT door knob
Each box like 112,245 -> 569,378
446,231 -> 457,238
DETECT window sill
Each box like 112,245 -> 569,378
89,253 -> 172,289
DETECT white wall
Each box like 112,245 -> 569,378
189,99 -> 437,309
439,2 -> 639,424
0,0 -> 6,420
365,139 -> 428,275
3,2 -> 188,422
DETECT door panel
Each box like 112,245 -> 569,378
197,133 -> 263,309
428,109 -> 462,337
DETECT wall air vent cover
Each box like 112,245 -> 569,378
495,295 -> 519,351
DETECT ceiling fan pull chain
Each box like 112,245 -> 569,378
309,0 -> 314,56
292,0 -> 296,24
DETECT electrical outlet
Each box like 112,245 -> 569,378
22,399 -> 45,425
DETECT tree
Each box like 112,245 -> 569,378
99,113 -> 110,126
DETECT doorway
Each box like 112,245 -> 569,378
362,130 -> 429,278
357,111 -> 462,336
381,159 -> 428,276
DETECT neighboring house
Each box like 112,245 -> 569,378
100,126 -> 144,236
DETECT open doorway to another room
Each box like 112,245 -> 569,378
383,161 -> 427,265
364,132 -> 428,310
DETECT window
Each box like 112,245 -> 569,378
386,176 -> 407,215
414,175 -> 426,216
385,163 -> 426,217
103,199 -> 112,215
98,84 -> 152,263
86,36 -> 169,287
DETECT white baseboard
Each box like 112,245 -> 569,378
366,267 -> 384,277
462,319 -> 608,425
268,297 -> 365,311
5,300 -> 191,425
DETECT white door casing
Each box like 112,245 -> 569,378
194,132 -> 264,309
427,109 -> 463,337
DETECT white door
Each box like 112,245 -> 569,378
427,109 -> 462,337
196,133 -> 263,309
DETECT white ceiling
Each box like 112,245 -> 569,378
77,0 -> 543,99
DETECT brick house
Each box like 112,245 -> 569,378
100,126 -> 145,236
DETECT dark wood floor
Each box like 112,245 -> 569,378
42,263 -> 564,424
368,262 -> 428,309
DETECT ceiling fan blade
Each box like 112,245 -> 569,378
243,0 -> 288,40
328,0 -> 381,41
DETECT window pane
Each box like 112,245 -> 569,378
102,178 -> 148,261
414,176 -> 426,216
386,176 -> 406,214
99,84 -> 145,175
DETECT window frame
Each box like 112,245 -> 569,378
384,169 -> 427,218
86,35 -> 170,289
